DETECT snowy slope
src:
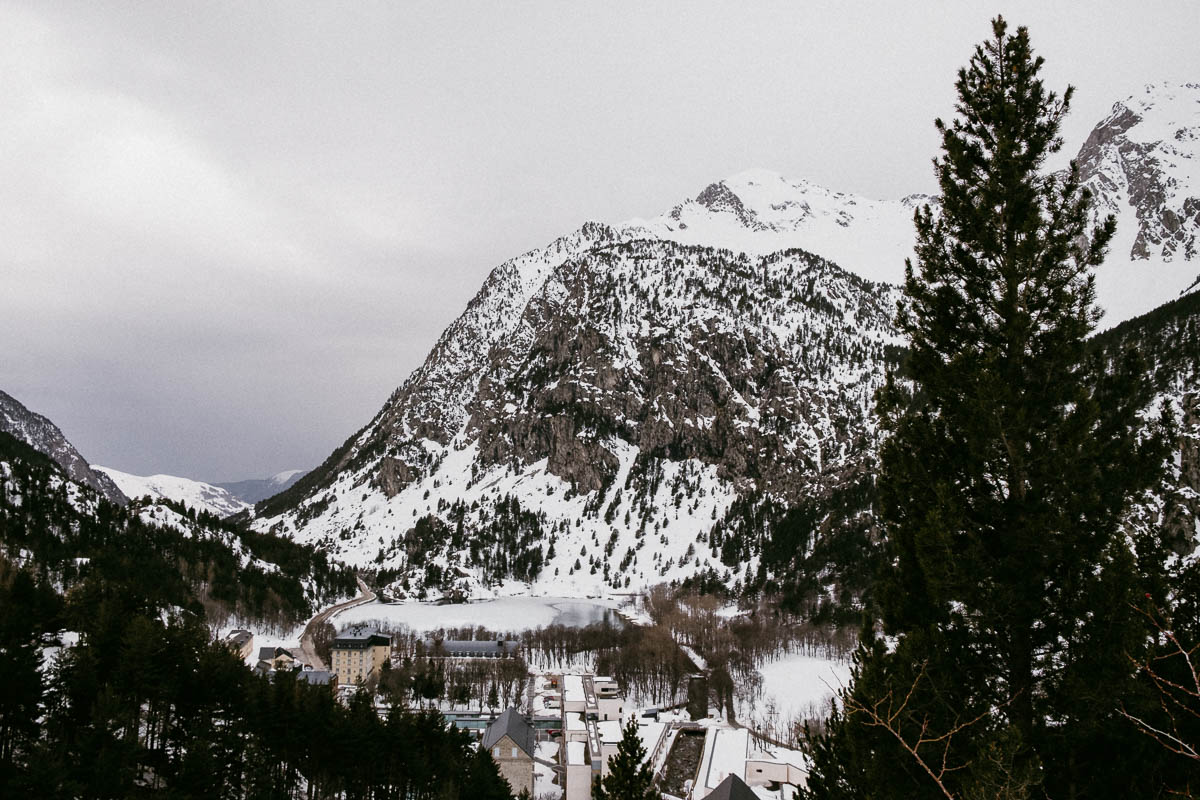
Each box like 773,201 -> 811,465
618,84 -> 1200,328
95,466 -> 251,518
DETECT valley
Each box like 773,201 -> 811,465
1,40 -> 1198,795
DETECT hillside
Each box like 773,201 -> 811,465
1077,82 -> 1200,324
257,240 -> 900,603
0,429 -> 356,631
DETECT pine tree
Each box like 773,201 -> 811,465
804,17 -> 1171,800
487,682 -> 499,711
461,746 -> 518,800
593,717 -> 657,800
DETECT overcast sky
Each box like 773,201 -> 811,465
2,1 -> 1198,481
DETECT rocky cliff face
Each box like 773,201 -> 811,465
256,238 -> 900,598
465,241 -> 898,498
1077,83 -> 1200,262
0,389 -> 127,506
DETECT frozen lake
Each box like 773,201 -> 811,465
331,596 -> 628,633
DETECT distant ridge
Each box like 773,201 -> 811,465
95,466 -> 251,518
217,469 -> 308,505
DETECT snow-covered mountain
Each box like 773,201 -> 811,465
95,466 -> 251,518
255,83 -> 1200,601
1076,82 -> 1200,323
0,389 -> 127,506
215,469 -> 308,505
257,239 -> 900,598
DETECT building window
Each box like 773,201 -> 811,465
511,747 -> 518,758
493,747 -> 500,757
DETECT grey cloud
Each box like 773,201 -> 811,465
2,0 -> 1197,479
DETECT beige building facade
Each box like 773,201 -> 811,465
330,626 -> 391,686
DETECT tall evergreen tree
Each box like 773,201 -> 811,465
805,17 -> 1172,800
593,717 -> 657,800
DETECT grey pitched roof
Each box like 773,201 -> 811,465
426,639 -> 520,657
299,670 -> 334,685
257,646 -> 295,662
707,774 -> 758,800
481,708 -> 535,758
333,626 -> 391,649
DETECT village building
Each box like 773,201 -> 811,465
593,720 -> 623,778
694,725 -> 808,797
331,626 -> 391,686
225,629 -> 254,660
744,757 -> 807,789
546,672 -> 665,797
563,741 -> 590,800
593,676 -> 623,721
563,711 -> 588,744
422,639 -> 520,659
256,646 -> 300,671
481,708 -> 535,797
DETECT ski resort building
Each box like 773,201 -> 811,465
330,626 -> 391,686
563,740 -> 590,800
693,726 -> 808,797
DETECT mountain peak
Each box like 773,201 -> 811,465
269,469 -> 306,486
623,168 -> 916,285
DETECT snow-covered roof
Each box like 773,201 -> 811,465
596,720 -> 622,744
333,626 -> 390,648
563,674 -> 585,702
299,670 -> 334,686
425,639 -> 519,657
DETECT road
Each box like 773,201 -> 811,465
298,576 -> 375,670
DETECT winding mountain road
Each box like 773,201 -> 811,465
299,576 -> 375,670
